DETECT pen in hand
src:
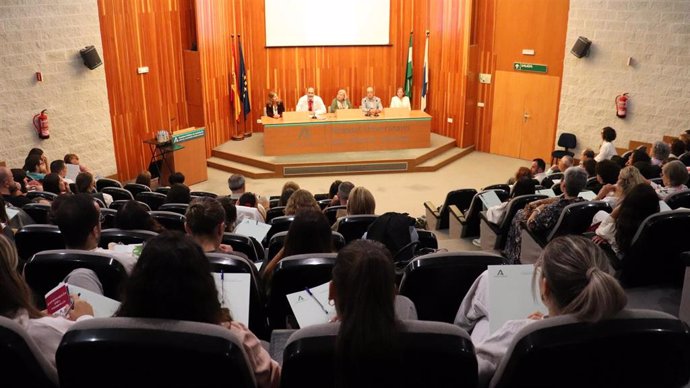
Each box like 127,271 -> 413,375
305,287 -> 329,315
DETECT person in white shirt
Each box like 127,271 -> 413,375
530,158 -> 547,184
651,160 -> 689,200
594,126 -> 618,162
651,141 -> 671,166
296,87 -> 327,115
361,86 -> 383,115
389,87 -> 411,110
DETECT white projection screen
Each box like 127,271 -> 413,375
264,0 -> 390,47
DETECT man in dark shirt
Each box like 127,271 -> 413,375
0,166 -> 32,208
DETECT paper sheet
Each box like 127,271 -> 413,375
487,265 -> 547,334
65,164 -> 81,182
536,189 -> 556,197
5,206 -> 19,220
479,190 -> 503,209
212,273 -> 251,326
66,283 -> 121,318
578,190 -> 597,200
286,282 -> 336,328
233,219 -> 272,243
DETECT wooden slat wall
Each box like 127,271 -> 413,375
98,0 -> 192,181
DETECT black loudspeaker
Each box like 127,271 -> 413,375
570,36 -> 592,58
79,45 -> 103,70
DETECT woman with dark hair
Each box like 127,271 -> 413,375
165,183 -> 191,204
75,172 -> 112,207
115,232 -> 280,387
42,173 -> 67,195
265,91 -> 285,119
134,171 -> 152,188
23,154 -> 45,181
594,126 -> 617,162
28,148 -> 49,174
218,196 -> 238,232
278,188 -> 294,207
115,200 -> 163,232
328,180 -> 342,200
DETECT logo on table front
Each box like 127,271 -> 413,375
298,127 -> 311,140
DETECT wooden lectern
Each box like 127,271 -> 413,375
168,127 -> 208,186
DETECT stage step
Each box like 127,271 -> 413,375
206,157 -> 277,179
414,145 -> 475,172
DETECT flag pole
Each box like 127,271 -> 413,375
230,34 -> 244,141
239,34 -> 253,138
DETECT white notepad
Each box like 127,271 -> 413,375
536,189 -> 556,197
233,219 -> 272,243
578,191 -> 597,200
487,265 -> 547,334
65,164 -> 81,182
5,206 -> 19,220
286,282 -> 336,328
66,283 -> 121,318
212,272 -> 251,326
479,190 -> 503,209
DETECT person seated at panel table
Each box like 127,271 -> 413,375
330,89 -> 353,112
389,87 -> 411,110
296,87 -> 327,116
265,91 -> 285,118
361,87 -> 383,116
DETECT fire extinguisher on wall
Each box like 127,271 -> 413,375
33,109 -> 50,139
615,93 -> 629,119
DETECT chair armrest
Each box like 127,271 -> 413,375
449,205 -> 465,223
681,252 -> 690,267
423,201 -> 440,218
521,221 -> 547,248
479,211 -> 501,234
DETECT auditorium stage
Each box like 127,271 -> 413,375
207,133 -> 473,179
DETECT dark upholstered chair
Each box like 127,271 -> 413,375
424,188 -> 477,230
98,228 -> 158,249
551,132 -> 576,164
149,211 -> 186,232
14,224 -> 65,262
0,316 -> 58,388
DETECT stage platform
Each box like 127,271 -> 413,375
207,133 -> 473,179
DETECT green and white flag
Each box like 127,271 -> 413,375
404,32 -> 413,98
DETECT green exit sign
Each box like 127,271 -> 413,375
513,62 -> 548,73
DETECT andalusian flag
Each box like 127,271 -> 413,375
230,36 -> 241,122
421,32 -> 429,111
238,37 -> 251,117
404,32 -> 413,98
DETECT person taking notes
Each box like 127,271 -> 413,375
296,87 -> 326,115
389,87 -> 411,110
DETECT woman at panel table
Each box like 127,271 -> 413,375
265,91 -> 285,119
389,87 -> 411,110
330,89 -> 353,112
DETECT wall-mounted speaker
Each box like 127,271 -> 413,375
79,46 -> 103,70
570,37 -> 592,58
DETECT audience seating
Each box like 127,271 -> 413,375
149,211 -> 186,232
68,182 -> 77,193
520,201 -> 610,264
323,205 -> 346,225
399,251 -> 504,323
665,191 -> 690,210
482,183 -> 510,192
585,176 -> 602,194
650,177 -> 664,186
281,320 -> 477,388
95,178 -> 122,192
262,215 -> 295,247
14,224 -> 65,262
479,194 -> 547,252
0,316 -> 58,388
424,189 -> 477,230
158,203 -> 189,215
56,318 -> 256,388
99,208 -> 117,230
98,228 -> 158,249
91,196 -> 106,209
154,186 -> 170,195
313,193 -> 329,201
335,214 -> 378,243
489,310 -> 690,388
317,198 -> 332,210
108,200 -> 150,212
265,206 -> 286,223
266,253 -> 337,330
122,183 -> 150,198
540,172 -> 563,190
416,229 -> 438,250
101,187 -> 134,201
449,189 -> 509,239
206,252 -> 269,340
267,231 -> 346,262
190,191 -> 218,198
22,203 -> 52,224
135,191 -> 166,210
23,250 -> 128,307
269,198 -> 280,208
221,233 -> 262,263
551,132 -> 576,164
26,191 -> 57,202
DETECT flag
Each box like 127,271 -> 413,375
404,32 -> 413,99
238,37 -> 251,118
421,32 -> 429,111
230,36 -> 241,122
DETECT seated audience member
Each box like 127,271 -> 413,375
135,171 -> 152,188
296,87 -> 327,115
217,196 -> 238,232
361,87 -> 383,116
168,172 -> 185,185
0,234 -> 94,369
503,167 -> 588,264
457,235 -> 626,386
52,193 -> 137,273
237,192 -> 265,221
628,149 -> 661,179
0,167 -> 32,208
265,91 -> 285,118
328,239 -> 403,386
282,181 -> 300,194
507,167 -> 532,185
589,159 -> 620,198
279,189 -> 294,207
546,155 -> 573,174
594,165 -> 646,206
27,148 -> 49,174
50,160 -> 71,192
389,87 -> 411,110
581,158 -> 597,179
184,197 -> 238,255
165,183 -> 191,204
75,172 -> 113,207
284,189 -> 321,216
115,232 -> 280,387
593,184 -> 660,262
594,126 -> 618,162
228,173 -> 268,211
23,154 -> 46,181
333,186 -> 376,230
64,153 -> 90,173
530,158 -> 547,183
328,180 -> 343,200
41,173 -> 67,195
262,208 -> 333,284
485,177 -> 536,224
580,148 -> 595,163
651,141 -> 671,166
330,181 -> 354,207
653,160 -> 689,200
330,89 -> 353,112
115,200 -> 163,233
671,139 -> 686,159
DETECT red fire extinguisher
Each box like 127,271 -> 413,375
615,93 -> 629,119
33,109 -> 50,139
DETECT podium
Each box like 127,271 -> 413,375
169,127 -> 208,186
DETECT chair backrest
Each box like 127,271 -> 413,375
399,251 -> 504,323
496,194 -> 548,249
267,253 -> 337,330
0,316 -> 58,388
416,229 -> 438,250
317,198 -> 332,210
56,318 -> 256,388
26,191 -> 58,201
135,191 -> 167,210
101,187 -> 134,201
158,202 -> 189,215
266,231 -> 345,262
665,190 -> 690,210
222,233 -> 260,262
585,176 -> 602,194
154,186 -> 170,195
649,177 -> 664,186
483,184 -> 511,192
490,310 -> 690,388
438,189 -> 478,229
99,228 -> 158,249
22,202 -> 52,224
23,249 -> 128,306
149,211 -> 186,232
190,191 -> 218,198
621,210 -> 690,287
269,198 -> 280,208
14,224 -> 65,262
123,183 -> 151,198
556,132 -> 577,149
265,206 -> 286,223
546,201 -> 610,241
281,320 -> 477,388
108,200 -> 150,212
206,253 -> 268,339
99,208 -> 117,230
263,215 -> 295,246
336,214 -> 378,243
323,205 -> 346,224
95,178 -> 122,191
